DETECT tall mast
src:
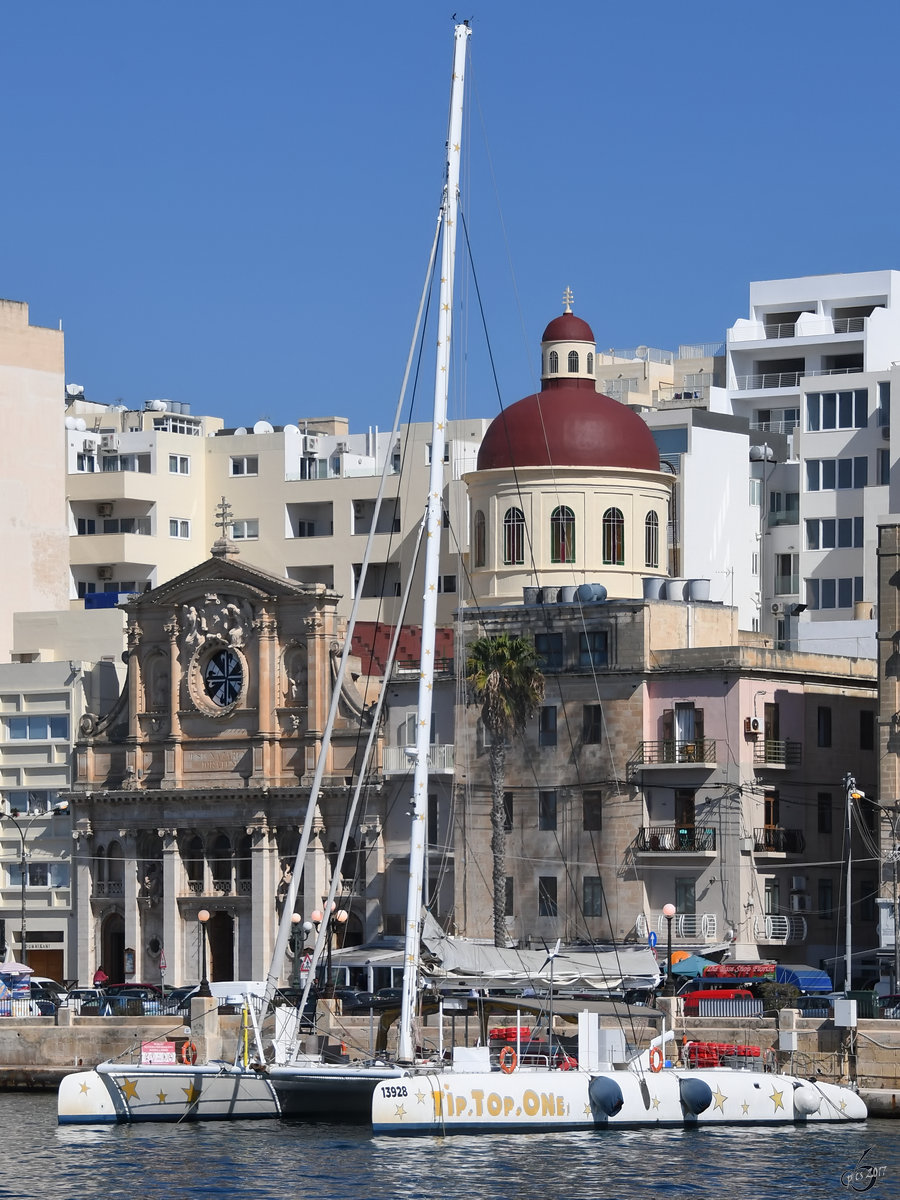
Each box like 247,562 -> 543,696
397,21 -> 470,1063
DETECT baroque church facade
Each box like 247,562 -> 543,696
68,536 -> 383,986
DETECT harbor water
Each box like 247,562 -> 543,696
5,1092 -> 900,1200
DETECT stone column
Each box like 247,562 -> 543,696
73,831 -> 94,987
162,618 -> 183,786
158,828 -> 181,984
126,622 -> 143,742
119,831 -> 140,981
250,824 -> 276,980
253,612 -> 277,784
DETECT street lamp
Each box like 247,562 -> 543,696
662,902 -> 677,995
4,800 -> 69,965
289,912 -> 313,989
197,908 -> 212,997
310,902 -> 348,994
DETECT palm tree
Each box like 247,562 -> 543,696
466,633 -> 545,946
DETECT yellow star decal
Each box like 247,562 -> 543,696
442,303 -> 450,312
651,1095 -> 661,1109
79,1081 -> 90,1095
394,1103 -> 406,1117
711,1086 -> 727,1113
839,1097 -> 848,1111
120,1078 -> 139,1101
769,1088 -> 784,1112
741,1101 -> 750,1114
583,1102 -> 592,1116
157,1091 -> 168,1103
415,1088 -> 427,1104
183,1083 -> 202,1104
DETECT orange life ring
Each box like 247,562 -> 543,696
499,1046 -> 517,1074
649,1046 -> 664,1073
181,1040 -> 198,1065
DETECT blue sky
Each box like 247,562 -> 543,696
3,1 -> 899,432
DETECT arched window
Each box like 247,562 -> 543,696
473,510 -> 486,567
211,834 -> 233,893
586,352 -> 594,374
645,511 -> 659,568
602,507 -> 625,565
550,505 -> 575,563
503,507 -> 525,565
185,835 -> 205,893
567,350 -> 579,373
548,350 -> 559,374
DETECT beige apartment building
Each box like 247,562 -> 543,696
65,398 -> 488,636
0,300 -> 69,660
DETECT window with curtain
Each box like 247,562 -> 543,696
550,505 -> 575,563
503,507 -> 525,564
602,507 -> 625,564
644,511 -> 659,567
473,510 -> 486,567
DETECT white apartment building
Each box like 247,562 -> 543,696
725,271 -> 900,654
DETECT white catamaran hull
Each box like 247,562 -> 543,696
57,1062 -> 281,1124
269,1061 -> 407,1120
372,1066 -> 867,1134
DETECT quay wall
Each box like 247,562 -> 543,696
1,1005 -> 899,1098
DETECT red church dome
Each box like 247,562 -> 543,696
476,379 -> 661,472
541,312 -> 595,342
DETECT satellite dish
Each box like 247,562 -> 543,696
75,418 -> 87,432
635,345 -> 649,361
151,399 -> 168,412
253,420 -> 274,435
64,416 -> 78,430
234,427 -> 247,436
65,383 -> 85,398
283,424 -> 300,436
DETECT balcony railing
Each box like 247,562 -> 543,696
753,739 -> 802,768
751,418 -> 800,435
832,316 -> 866,334
382,743 -> 455,774
94,880 -> 124,897
656,384 -> 711,409
628,739 -> 716,775
764,322 -> 797,339
753,914 -> 807,943
636,912 -> 718,941
635,826 -> 716,852
736,366 -> 863,391
753,826 -> 805,854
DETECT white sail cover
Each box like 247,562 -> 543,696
421,918 -> 661,991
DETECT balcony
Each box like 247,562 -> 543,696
628,739 -> 716,777
382,743 -> 455,774
93,880 -> 124,897
735,365 -> 863,391
752,826 -> 805,855
634,826 -> 717,853
636,911 -> 719,942
753,914 -> 807,944
753,739 -> 802,769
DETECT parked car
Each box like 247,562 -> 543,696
102,983 -> 165,1015
28,976 -> 68,1004
163,984 -> 199,1014
346,991 -> 378,1011
63,987 -> 107,1014
374,987 -> 404,1008
877,994 -> 900,1017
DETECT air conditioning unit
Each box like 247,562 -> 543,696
744,717 -> 761,734
791,875 -> 807,892
97,503 -> 114,518
790,893 -> 808,912
302,435 -> 320,456
97,566 -> 113,581
100,434 -> 119,453
336,441 -> 349,453
771,602 -> 781,615
82,438 -> 97,454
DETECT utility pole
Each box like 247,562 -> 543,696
843,774 -> 865,993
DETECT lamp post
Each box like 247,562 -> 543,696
662,902 -> 677,994
310,902 -> 348,995
197,908 -> 212,996
4,800 -> 69,965
290,912 -> 313,989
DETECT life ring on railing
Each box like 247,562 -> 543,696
499,1047 -> 517,1074
181,1040 -> 198,1065
649,1046 -> 664,1073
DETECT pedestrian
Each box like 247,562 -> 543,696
93,966 -> 109,987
